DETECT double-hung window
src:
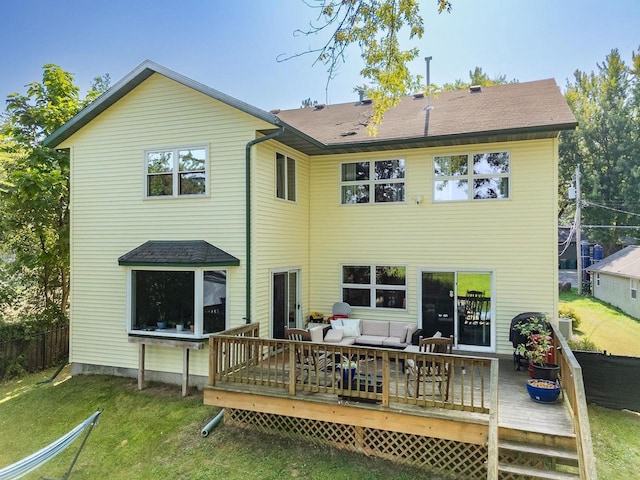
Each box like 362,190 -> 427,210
341,159 -> 405,204
146,146 -> 208,198
631,278 -> 637,300
276,152 -> 296,201
342,265 -> 406,309
434,151 -> 509,201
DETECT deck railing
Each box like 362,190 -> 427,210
209,327 -> 493,414
551,322 -> 597,480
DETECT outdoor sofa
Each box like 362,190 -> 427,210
309,318 -> 418,349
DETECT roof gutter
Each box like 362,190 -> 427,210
245,126 -> 285,324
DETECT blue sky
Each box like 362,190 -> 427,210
1,0 -> 639,112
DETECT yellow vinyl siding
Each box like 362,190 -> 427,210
253,141 -> 310,335
308,139 -> 558,353
61,73 -> 272,375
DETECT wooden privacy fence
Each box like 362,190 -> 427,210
209,326 -> 493,414
0,324 -> 69,379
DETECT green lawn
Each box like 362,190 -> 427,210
559,290 -> 640,356
0,368 -> 435,480
1,292 -> 638,479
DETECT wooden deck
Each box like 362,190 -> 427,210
203,324 -> 594,479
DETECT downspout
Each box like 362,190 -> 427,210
245,126 -> 285,324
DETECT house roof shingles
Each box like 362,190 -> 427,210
44,60 -> 577,155
118,240 -> 240,267
273,79 -> 577,154
587,245 -> 640,279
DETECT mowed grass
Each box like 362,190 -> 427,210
1,292 -> 638,479
0,368 -> 436,480
559,290 -> 640,356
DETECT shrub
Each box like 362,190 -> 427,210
568,338 -> 600,352
559,305 -> 581,330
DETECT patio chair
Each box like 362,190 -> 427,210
405,335 -> 453,401
285,327 -> 336,384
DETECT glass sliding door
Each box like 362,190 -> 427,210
456,272 -> 492,348
272,269 -> 300,339
420,270 -> 493,350
420,272 -> 455,338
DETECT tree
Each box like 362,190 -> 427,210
282,0 -> 452,134
441,66 -> 516,91
0,64 -> 109,317
559,49 -> 640,252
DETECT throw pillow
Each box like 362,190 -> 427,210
341,319 -> 361,337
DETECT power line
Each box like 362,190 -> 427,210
583,200 -> 640,218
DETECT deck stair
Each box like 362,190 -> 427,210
498,439 -> 580,480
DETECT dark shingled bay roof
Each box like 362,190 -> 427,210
118,240 -> 240,267
273,79 -> 577,154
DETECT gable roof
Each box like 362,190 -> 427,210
44,60 -> 577,155
43,60 -> 281,148
587,245 -> 640,279
118,240 -> 240,267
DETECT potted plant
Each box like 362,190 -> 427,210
514,316 -> 560,381
526,379 -> 561,403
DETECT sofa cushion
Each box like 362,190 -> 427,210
382,337 -> 406,349
341,319 -> 361,337
405,324 -> 418,344
309,326 -> 326,343
324,329 -> 344,343
389,322 -> 408,340
361,319 -> 389,337
355,335 -> 385,346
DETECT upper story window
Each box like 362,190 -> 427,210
146,146 -> 208,198
434,151 -> 509,201
276,152 -> 296,201
342,265 -> 407,309
341,159 -> 405,204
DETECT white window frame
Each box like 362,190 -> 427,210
341,264 -> 407,310
595,273 -> 600,287
433,151 -> 510,202
631,278 -> 637,300
340,159 -> 406,205
144,145 -> 209,199
275,152 -> 296,202
125,267 -> 228,339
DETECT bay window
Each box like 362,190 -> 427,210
128,268 -> 227,338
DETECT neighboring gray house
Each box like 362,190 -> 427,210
587,245 -> 640,319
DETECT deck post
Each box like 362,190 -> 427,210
182,347 -> 189,396
486,358 -> 499,480
381,351 -> 390,407
138,343 -> 145,390
288,344 -> 296,396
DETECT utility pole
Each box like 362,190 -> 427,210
575,165 -> 582,294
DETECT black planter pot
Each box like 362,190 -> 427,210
533,363 -> 559,381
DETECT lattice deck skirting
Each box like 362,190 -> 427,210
225,408 -> 488,480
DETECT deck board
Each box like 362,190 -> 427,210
496,358 -> 574,437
